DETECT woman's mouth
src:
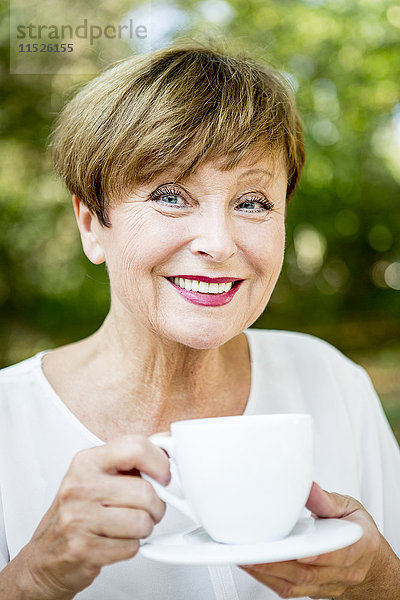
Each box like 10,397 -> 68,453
165,276 -> 243,307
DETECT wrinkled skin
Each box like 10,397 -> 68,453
18,436 -> 170,598
239,482 -> 400,599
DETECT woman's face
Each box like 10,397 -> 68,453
91,151 -> 287,349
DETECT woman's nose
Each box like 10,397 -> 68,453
188,212 -> 238,263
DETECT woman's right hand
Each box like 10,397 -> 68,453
19,435 -> 170,599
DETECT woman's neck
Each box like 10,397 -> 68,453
42,310 -> 251,440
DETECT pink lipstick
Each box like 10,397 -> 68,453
172,275 -> 239,284
165,277 -> 243,307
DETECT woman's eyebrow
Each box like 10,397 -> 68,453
152,166 -> 273,186
180,166 -> 273,179
239,168 -> 272,179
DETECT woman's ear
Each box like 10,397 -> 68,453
72,195 -> 106,265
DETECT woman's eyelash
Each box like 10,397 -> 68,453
149,187 -> 185,208
242,196 -> 274,212
149,185 -> 185,202
149,186 -> 274,212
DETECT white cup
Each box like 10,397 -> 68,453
142,414 -> 314,545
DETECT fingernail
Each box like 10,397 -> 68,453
298,555 -> 319,563
163,472 -> 172,486
314,482 -> 328,493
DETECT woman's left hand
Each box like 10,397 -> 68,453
239,482 -> 400,599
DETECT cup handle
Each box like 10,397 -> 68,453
140,434 -> 198,522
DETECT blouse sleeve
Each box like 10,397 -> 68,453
351,364 -> 400,558
0,485 -> 9,570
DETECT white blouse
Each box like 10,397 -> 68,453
0,328 -> 400,600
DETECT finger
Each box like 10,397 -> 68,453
297,538 -> 364,567
241,567 -> 348,599
86,534 -> 140,567
98,476 -> 166,523
306,482 -> 361,519
241,559 -> 359,587
91,506 -> 157,539
241,569 -> 296,598
79,435 -> 171,485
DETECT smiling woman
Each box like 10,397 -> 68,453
1,40 -> 400,600
73,147 -> 287,350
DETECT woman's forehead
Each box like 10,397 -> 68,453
149,148 -> 287,186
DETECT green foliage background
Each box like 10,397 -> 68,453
1,0 -> 399,436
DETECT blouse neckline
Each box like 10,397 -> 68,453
33,328 -> 259,444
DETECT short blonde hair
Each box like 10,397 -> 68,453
51,40 -> 305,227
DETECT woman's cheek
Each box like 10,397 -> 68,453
102,235 -> 141,306
247,220 -> 285,274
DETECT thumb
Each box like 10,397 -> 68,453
306,482 -> 360,519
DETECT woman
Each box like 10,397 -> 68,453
0,41 -> 399,599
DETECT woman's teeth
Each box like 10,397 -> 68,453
169,277 -> 234,294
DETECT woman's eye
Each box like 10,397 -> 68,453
159,194 -> 185,205
149,187 -> 188,208
238,197 -> 273,213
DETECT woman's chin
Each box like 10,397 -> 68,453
162,323 -> 240,350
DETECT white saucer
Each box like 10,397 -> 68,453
139,517 -> 363,565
